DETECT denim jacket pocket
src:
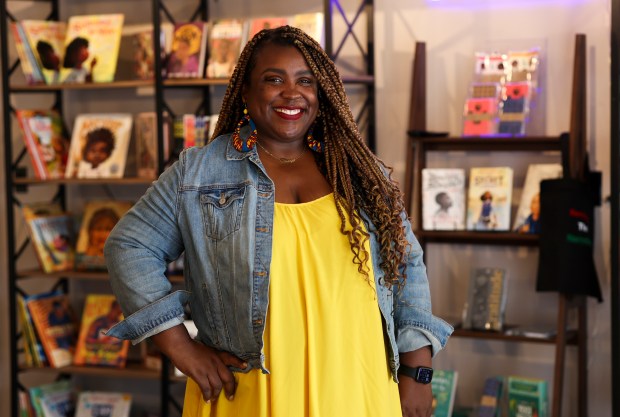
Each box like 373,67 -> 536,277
200,184 -> 246,240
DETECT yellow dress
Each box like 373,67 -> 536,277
183,194 -> 402,417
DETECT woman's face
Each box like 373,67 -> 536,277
242,44 -> 319,144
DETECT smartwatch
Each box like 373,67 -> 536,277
397,364 -> 434,384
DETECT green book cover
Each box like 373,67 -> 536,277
508,376 -> 548,417
432,369 -> 458,417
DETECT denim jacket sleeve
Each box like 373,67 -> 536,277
103,155 -> 189,344
393,211 -> 453,356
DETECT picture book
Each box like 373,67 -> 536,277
17,294 -> 48,367
166,22 -> 208,78
27,292 -> 77,368
291,12 -> 324,47
40,387 -> 75,417
421,168 -> 466,231
61,14 -> 124,83
431,369 -> 458,417
463,267 -> 508,331
10,22 -> 45,84
20,20 -> 67,85
512,163 -> 563,234
466,167 -> 513,231
134,112 -> 159,179
15,109 -> 69,180
478,376 -> 503,417
507,376 -> 548,417
26,214 -> 75,273
113,22 -> 174,80
75,200 -> 133,271
29,379 -> 73,417
248,16 -> 288,39
205,19 -> 247,78
65,113 -> 133,179
75,391 -> 132,417
74,294 -> 129,367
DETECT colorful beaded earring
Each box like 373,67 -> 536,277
232,105 -> 258,152
306,118 -> 324,153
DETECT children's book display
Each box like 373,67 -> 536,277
431,369 -> 458,417
74,294 -> 129,367
463,49 -> 540,136
19,20 -> 67,84
466,167 -> 513,231
75,200 -> 133,270
65,113 -> 133,179
462,267 -> 508,331
512,163 -> 563,234
15,109 -> 70,180
421,168 -> 466,230
26,291 -> 77,368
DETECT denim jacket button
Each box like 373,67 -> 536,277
219,195 -> 227,205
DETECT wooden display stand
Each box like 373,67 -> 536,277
403,36 -> 589,417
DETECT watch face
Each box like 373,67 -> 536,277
416,367 -> 434,384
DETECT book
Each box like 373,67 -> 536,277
248,16 -> 288,39
10,22 -> 45,84
134,112 -> 159,179
17,294 -> 48,367
507,376 -> 548,417
205,19 -> 247,78
463,267 -> 508,331
74,200 -> 133,271
20,20 -> 67,85
75,391 -> 132,417
27,292 -> 77,368
166,22 -> 208,78
512,163 -> 563,234
291,12 -> 324,47
29,380 -> 73,417
466,167 -> 513,231
15,109 -> 69,179
431,369 -> 458,417
478,376 -> 503,417
61,14 -> 125,83
26,214 -> 75,273
65,113 -> 133,179
18,390 -> 36,417
421,168 -> 466,230
74,294 -> 129,367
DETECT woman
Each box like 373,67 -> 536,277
105,26 -> 452,417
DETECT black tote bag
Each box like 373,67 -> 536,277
535,176 -> 603,301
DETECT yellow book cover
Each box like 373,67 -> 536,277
74,294 -> 129,367
21,20 -> 67,85
61,14 -> 124,83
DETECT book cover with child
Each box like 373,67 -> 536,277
65,113 -> 132,179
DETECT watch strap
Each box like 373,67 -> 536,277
397,364 -> 433,384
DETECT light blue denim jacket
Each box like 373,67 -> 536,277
104,133 -> 453,379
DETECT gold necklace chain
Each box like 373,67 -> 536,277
256,141 -> 306,164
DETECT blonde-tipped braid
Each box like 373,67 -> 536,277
211,26 -> 411,289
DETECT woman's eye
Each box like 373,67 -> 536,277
299,78 -> 314,86
266,76 -> 283,84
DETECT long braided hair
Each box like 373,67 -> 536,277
211,25 -> 410,288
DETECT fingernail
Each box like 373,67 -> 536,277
228,395 -> 234,401
242,362 -> 248,368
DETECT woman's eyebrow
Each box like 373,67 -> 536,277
260,68 -> 314,77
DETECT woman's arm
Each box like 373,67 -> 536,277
398,347 -> 433,417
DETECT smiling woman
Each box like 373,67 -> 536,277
104,25 -> 453,417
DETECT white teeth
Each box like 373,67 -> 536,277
275,108 -> 301,115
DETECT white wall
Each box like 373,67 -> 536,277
374,0 -> 611,415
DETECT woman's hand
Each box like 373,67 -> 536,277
398,377 -> 433,417
151,324 -> 247,403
